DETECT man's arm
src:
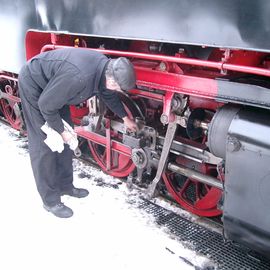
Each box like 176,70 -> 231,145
100,89 -> 137,132
122,116 -> 137,132
38,70 -> 85,134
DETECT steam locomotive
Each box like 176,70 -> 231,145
1,0 -> 270,258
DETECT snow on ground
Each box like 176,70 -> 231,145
0,122 -> 214,270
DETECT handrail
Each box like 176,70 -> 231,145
40,44 -> 270,78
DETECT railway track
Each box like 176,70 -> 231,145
1,118 -> 270,269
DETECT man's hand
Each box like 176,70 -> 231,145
61,130 -> 79,150
41,122 -> 64,153
122,116 -> 137,132
61,130 -> 74,143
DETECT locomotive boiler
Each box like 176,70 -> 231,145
1,0 -> 270,258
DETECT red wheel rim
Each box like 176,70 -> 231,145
162,163 -> 222,217
89,141 -> 135,177
0,84 -> 21,130
0,99 -> 21,130
88,96 -> 140,178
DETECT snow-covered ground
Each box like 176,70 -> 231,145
0,122 -> 214,270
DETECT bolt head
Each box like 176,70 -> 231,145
227,137 -> 241,152
160,114 -> 169,125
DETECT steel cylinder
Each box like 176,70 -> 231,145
207,106 -> 240,159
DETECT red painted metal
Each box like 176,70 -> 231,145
84,98 -> 137,178
136,67 -> 218,99
69,105 -> 89,125
25,31 -> 52,60
189,96 -> 223,111
162,157 -> 222,217
39,44 -> 220,100
79,125 -> 135,178
162,91 -> 175,123
0,98 -> 21,130
40,44 -> 270,78
128,89 -> 163,101
163,172 -> 222,217
0,91 -> 21,103
0,75 -> 21,130
105,119 -> 112,171
76,127 -> 131,156
0,75 -> 18,82
0,75 -> 20,102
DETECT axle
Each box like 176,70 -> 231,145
167,163 -> 223,190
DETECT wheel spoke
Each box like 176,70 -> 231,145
179,178 -> 191,196
112,151 -> 119,169
162,168 -> 222,217
88,95 -> 140,177
195,182 -> 200,202
0,98 -> 21,130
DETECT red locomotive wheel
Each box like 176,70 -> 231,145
162,163 -> 222,217
89,142 -> 136,178
0,99 -> 21,130
0,84 -> 21,130
88,95 -> 142,178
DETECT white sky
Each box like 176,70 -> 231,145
0,122 -> 212,270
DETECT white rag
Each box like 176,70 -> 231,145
41,120 -> 79,153
41,122 -> 64,153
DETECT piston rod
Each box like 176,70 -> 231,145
167,162 -> 223,190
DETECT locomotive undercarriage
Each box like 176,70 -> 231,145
1,32 -> 270,257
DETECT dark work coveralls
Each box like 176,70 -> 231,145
18,48 -> 127,207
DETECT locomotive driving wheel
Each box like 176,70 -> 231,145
162,157 -> 222,217
88,95 -> 142,178
0,84 -> 22,130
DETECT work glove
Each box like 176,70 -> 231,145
41,122 -> 64,153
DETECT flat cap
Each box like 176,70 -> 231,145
112,57 -> 136,91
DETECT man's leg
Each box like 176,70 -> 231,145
57,144 -> 74,192
57,105 -> 74,191
18,75 -> 72,217
57,105 -> 89,198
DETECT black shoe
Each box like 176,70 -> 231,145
61,188 -> 89,198
43,203 -> 73,218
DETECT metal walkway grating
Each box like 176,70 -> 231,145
137,199 -> 270,270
